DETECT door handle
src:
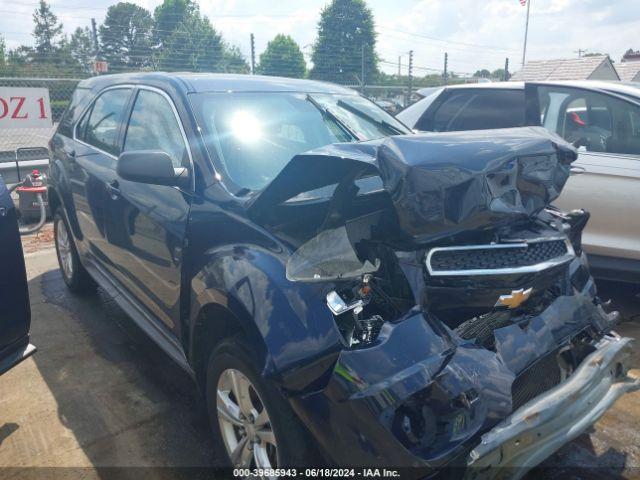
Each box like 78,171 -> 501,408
106,180 -> 121,199
66,149 -> 76,163
570,166 -> 586,176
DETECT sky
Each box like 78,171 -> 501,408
1,0 -> 639,77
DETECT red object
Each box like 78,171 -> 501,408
93,60 -> 108,73
16,186 -> 47,193
571,111 -> 586,126
519,0 -> 527,5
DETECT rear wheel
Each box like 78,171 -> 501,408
206,337 -> 318,467
54,211 -> 97,294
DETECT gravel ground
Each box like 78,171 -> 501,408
0,224 -> 638,479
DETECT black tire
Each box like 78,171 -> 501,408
206,336 -> 319,467
53,211 -> 97,295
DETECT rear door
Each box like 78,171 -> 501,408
0,176 -> 35,375
104,87 -> 192,336
525,83 -> 640,272
71,87 -> 133,268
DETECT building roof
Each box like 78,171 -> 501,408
510,55 -> 618,81
615,62 -> 640,82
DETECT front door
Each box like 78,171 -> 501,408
105,87 -> 192,335
525,83 -> 640,272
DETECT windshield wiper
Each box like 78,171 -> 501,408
336,100 -> 407,135
306,94 -> 363,141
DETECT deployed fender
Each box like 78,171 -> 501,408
248,127 -> 577,243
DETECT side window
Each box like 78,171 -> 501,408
58,87 -> 91,138
447,90 -> 525,131
83,88 -> 132,155
123,89 -> 187,168
607,98 -> 640,155
539,86 -> 640,156
428,91 -> 475,131
75,106 -> 91,142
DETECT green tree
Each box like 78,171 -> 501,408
223,45 -> 250,73
69,27 -> 95,73
258,34 -> 305,78
491,68 -> 509,80
473,69 -> 491,78
0,35 -> 5,69
7,46 -> 36,67
154,0 -> 197,49
100,2 -> 154,71
157,13 -> 224,72
52,36 -> 85,75
32,0 -> 63,61
310,0 -> 378,84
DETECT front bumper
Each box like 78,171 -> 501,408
465,334 -> 639,479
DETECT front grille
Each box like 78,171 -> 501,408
426,240 -> 571,276
511,350 -> 562,411
454,311 -> 512,348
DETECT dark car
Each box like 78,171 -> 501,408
397,81 -> 640,282
0,175 -> 36,375
48,73 -> 638,475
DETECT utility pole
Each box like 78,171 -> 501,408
504,57 -> 509,81
443,52 -> 448,85
91,18 -> 99,57
250,33 -> 255,74
361,43 -> 366,92
398,55 -> 401,77
574,48 -> 587,58
407,50 -> 413,106
90,18 -> 103,75
521,0 -> 531,67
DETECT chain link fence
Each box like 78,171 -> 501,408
0,77 -> 81,186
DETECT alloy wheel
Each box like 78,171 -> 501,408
56,218 -> 73,280
217,368 -> 278,468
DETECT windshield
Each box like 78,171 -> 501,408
190,92 -> 410,191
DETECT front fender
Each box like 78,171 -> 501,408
190,244 -> 344,391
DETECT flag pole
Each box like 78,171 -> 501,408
521,0 -> 531,67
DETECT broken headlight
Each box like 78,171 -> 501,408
326,275 -> 385,347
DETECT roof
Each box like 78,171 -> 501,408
510,55 -> 618,81
615,62 -> 640,82
417,82 -> 523,96
79,72 -> 356,95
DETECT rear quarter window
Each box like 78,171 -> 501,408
424,89 -> 525,132
56,87 -> 92,138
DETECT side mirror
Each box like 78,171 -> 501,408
117,150 -> 188,187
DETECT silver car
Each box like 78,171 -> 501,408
397,81 -> 640,282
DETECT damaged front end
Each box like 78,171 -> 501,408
248,128 -> 639,472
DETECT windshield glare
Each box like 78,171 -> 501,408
191,92 -> 410,191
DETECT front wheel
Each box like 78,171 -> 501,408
206,337 -> 318,468
54,211 -> 97,294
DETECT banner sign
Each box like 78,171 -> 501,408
0,87 -> 52,129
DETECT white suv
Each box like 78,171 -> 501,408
397,81 -> 640,282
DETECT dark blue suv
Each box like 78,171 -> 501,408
48,73 -> 638,474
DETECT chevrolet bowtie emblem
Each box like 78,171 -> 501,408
495,288 -> 533,309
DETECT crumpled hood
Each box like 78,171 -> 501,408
248,127 -> 577,242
